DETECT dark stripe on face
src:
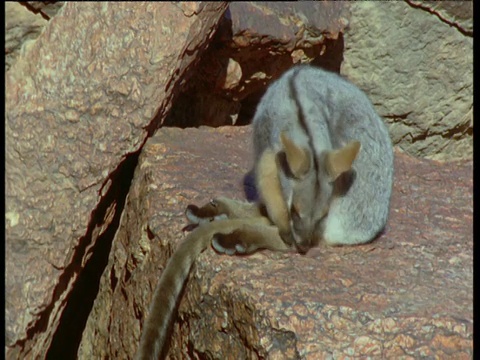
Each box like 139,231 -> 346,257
287,67 -> 322,210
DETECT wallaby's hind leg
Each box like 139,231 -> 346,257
212,224 -> 290,255
184,197 -> 290,255
186,197 -> 266,224
322,208 -> 385,246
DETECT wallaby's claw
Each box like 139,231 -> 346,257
212,231 -> 250,256
185,204 -> 204,225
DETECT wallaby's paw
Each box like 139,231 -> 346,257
212,231 -> 255,255
279,230 -> 295,247
185,200 -> 228,225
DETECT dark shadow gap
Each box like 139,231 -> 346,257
162,32 -> 345,130
45,150 -> 140,359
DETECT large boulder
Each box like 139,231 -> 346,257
342,1 -> 472,161
111,126 -> 472,358
5,2 -> 228,358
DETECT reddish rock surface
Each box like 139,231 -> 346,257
5,2 -> 472,358
5,3 -> 228,358
165,2 -> 350,128
117,126 -> 472,358
343,1 -> 472,161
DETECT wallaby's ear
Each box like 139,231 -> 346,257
325,140 -> 361,181
280,131 -> 311,178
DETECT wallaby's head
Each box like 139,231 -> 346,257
278,132 -> 361,252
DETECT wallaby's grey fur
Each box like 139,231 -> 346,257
252,65 -> 393,252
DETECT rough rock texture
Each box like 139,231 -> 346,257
115,127 -> 472,358
342,1 -> 473,161
164,2 -> 350,127
407,0 -> 473,34
77,126 -> 253,359
5,2 -> 48,71
6,1 -> 472,162
22,1 -> 65,19
5,2 -> 473,359
5,2 -> 65,71
5,2 -> 228,358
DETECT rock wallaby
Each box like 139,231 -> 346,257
135,65 -> 394,359
251,65 -> 394,252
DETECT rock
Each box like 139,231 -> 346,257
78,126 -> 253,359
5,1 -> 473,358
164,1 -> 472,161
406,1 -> 473,34
5,2 -> 228,358
164,1 -> 350,127
7,2 -> 471,162
5,2 -> 65,71
5,2 -> 49,71
342,1 -> 472,161
22,2 -> 65,19
110,127 -> 471,358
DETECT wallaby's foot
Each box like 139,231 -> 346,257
212,225 -> 291,255
185,197 -> 267,226
212,231 -> 250,255
184,198 -> 285,253
183,198 -> 244,232
185,199 -> 229,226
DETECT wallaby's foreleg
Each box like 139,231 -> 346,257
256,150 -> 294,245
